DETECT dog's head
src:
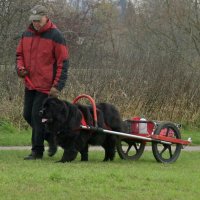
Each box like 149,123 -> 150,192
40,97 -> 82,133
40,97 -> 68,131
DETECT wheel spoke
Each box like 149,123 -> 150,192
166,127 -> 170,136
168,146 -> 173,158
126,144 -> 132,154
160,145 -> 167,155
133,143 -> 139,152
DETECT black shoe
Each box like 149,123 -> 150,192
24,152 -> 43,160
48,145 -> 57,157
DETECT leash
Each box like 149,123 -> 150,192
25,76 -> 49,94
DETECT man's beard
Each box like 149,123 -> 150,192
33,24 -> 41,31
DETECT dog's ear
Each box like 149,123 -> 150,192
42,97 -> 59,112
43,98 -> 68,121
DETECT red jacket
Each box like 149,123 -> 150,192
16,19 -> 69,93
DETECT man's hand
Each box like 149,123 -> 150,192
49,87 -> 60,98
18,69 -> 29,78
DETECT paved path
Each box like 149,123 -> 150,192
0,146 -> 200,151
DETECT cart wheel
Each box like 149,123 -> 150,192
116,137 -> 145,160
152,122 -> 182,163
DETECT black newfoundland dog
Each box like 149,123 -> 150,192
41,97 -> 123,163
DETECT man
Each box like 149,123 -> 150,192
16,5 -> 69,160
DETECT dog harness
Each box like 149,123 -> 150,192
80,112 -> 88,126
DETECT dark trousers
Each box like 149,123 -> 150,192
23,88 -> 48,154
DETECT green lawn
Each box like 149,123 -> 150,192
0,121 -> 200,199
182,129 -> 200,145
0,120 -> 199,146
0,150 -> 199,200
0,121 -> 31,146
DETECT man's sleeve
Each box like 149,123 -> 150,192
53,32 -> 69,91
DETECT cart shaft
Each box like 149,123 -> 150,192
80,125 -> 172,145
151,135 -> 191,145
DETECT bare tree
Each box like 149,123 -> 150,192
1,0 -> 200,127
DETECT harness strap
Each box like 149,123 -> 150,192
80,112 -> 88,126
104,123 -> 112,131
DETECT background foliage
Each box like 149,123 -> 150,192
0,0 -> 200,128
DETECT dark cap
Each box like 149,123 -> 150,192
29,5 -> 48,21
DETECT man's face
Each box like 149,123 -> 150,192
32,16 -> 48,31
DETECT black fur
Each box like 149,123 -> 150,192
41,97 -> 123,163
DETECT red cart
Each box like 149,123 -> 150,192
74,94 -> 191,163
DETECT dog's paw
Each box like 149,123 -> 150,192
48,146 -> 57,157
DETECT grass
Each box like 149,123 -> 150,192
0,150 -> 200,200
0,120 -> 200,199
0,120 -> 199,146
182,129 -> 200,145
0,121 -> 30,146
